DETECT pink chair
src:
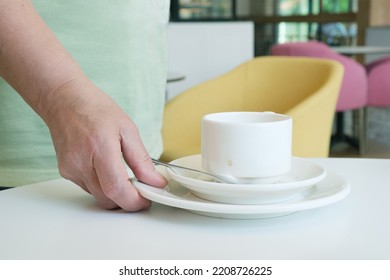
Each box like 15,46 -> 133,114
270,41 -> 368,154
365,56 -> 390,107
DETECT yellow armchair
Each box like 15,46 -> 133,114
161,56 -> 343,162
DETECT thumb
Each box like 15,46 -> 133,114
121,130 -> 167,188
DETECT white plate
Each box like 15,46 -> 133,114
166,155 -> 327,204
133,172 -> 351,219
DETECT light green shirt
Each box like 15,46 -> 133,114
0,0 -> 169,186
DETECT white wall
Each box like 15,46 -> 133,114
365,26 -> 390,63
166,22 -> 254,100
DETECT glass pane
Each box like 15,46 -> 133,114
277,22 -> 318,43
178,0 -> 233,19
236,0 -> 275,17
317,22 -> 357,46
254,23 -> 276,56
276,0 -> 312,16
237,0 -> 358,17
322,0 -> 353,13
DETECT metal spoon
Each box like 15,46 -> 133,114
151,158 -> 239,184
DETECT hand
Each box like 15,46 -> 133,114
43,78 -> 167,211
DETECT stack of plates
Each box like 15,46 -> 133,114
133,155 -> 351,219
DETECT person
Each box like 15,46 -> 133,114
0,0 -> 169,211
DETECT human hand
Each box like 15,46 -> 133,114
43,79 -> 167,211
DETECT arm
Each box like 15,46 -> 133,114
0,0 -> 167,211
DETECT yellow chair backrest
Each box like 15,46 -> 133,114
161,56 -> 343,162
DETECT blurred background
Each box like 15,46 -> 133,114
166,0 -> 390,158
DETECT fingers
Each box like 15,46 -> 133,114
83,170 -> 118,210
92,141 -> 151,212
59,160 -> 119,210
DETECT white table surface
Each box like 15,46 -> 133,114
332,46 -> 390,55
1,158 -> 389,260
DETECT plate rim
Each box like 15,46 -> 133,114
167,154 -> 327,192
133,171 -> 351,215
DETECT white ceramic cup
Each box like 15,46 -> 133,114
201,111 -> 292,183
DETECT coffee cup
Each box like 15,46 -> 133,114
201,111 -> 292,183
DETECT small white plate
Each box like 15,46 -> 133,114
133,172 -> 350,219
166,155 -> 327,204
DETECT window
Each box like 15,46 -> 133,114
170,0 -> 235,21
277,0 -> 314,16
241,0 -> 359,55
170,0 -> 360,55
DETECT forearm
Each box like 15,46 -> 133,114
0,0 -> 87,119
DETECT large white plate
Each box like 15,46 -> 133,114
133,172 -> 351,219
166,155 -> 327,204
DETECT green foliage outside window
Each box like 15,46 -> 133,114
322,0 -> 352,13
277,0 -> 353,15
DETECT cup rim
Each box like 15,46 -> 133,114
202,111 -> 291,124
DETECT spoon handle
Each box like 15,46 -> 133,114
151,158 -> 224,183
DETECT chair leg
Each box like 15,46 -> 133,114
332,109 -> 366,155
331,112 -> 345,146
352,108 -> 367,155
357,107 -> 367,156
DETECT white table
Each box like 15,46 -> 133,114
331,45 -> 390,56
0,158 -> 389,260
